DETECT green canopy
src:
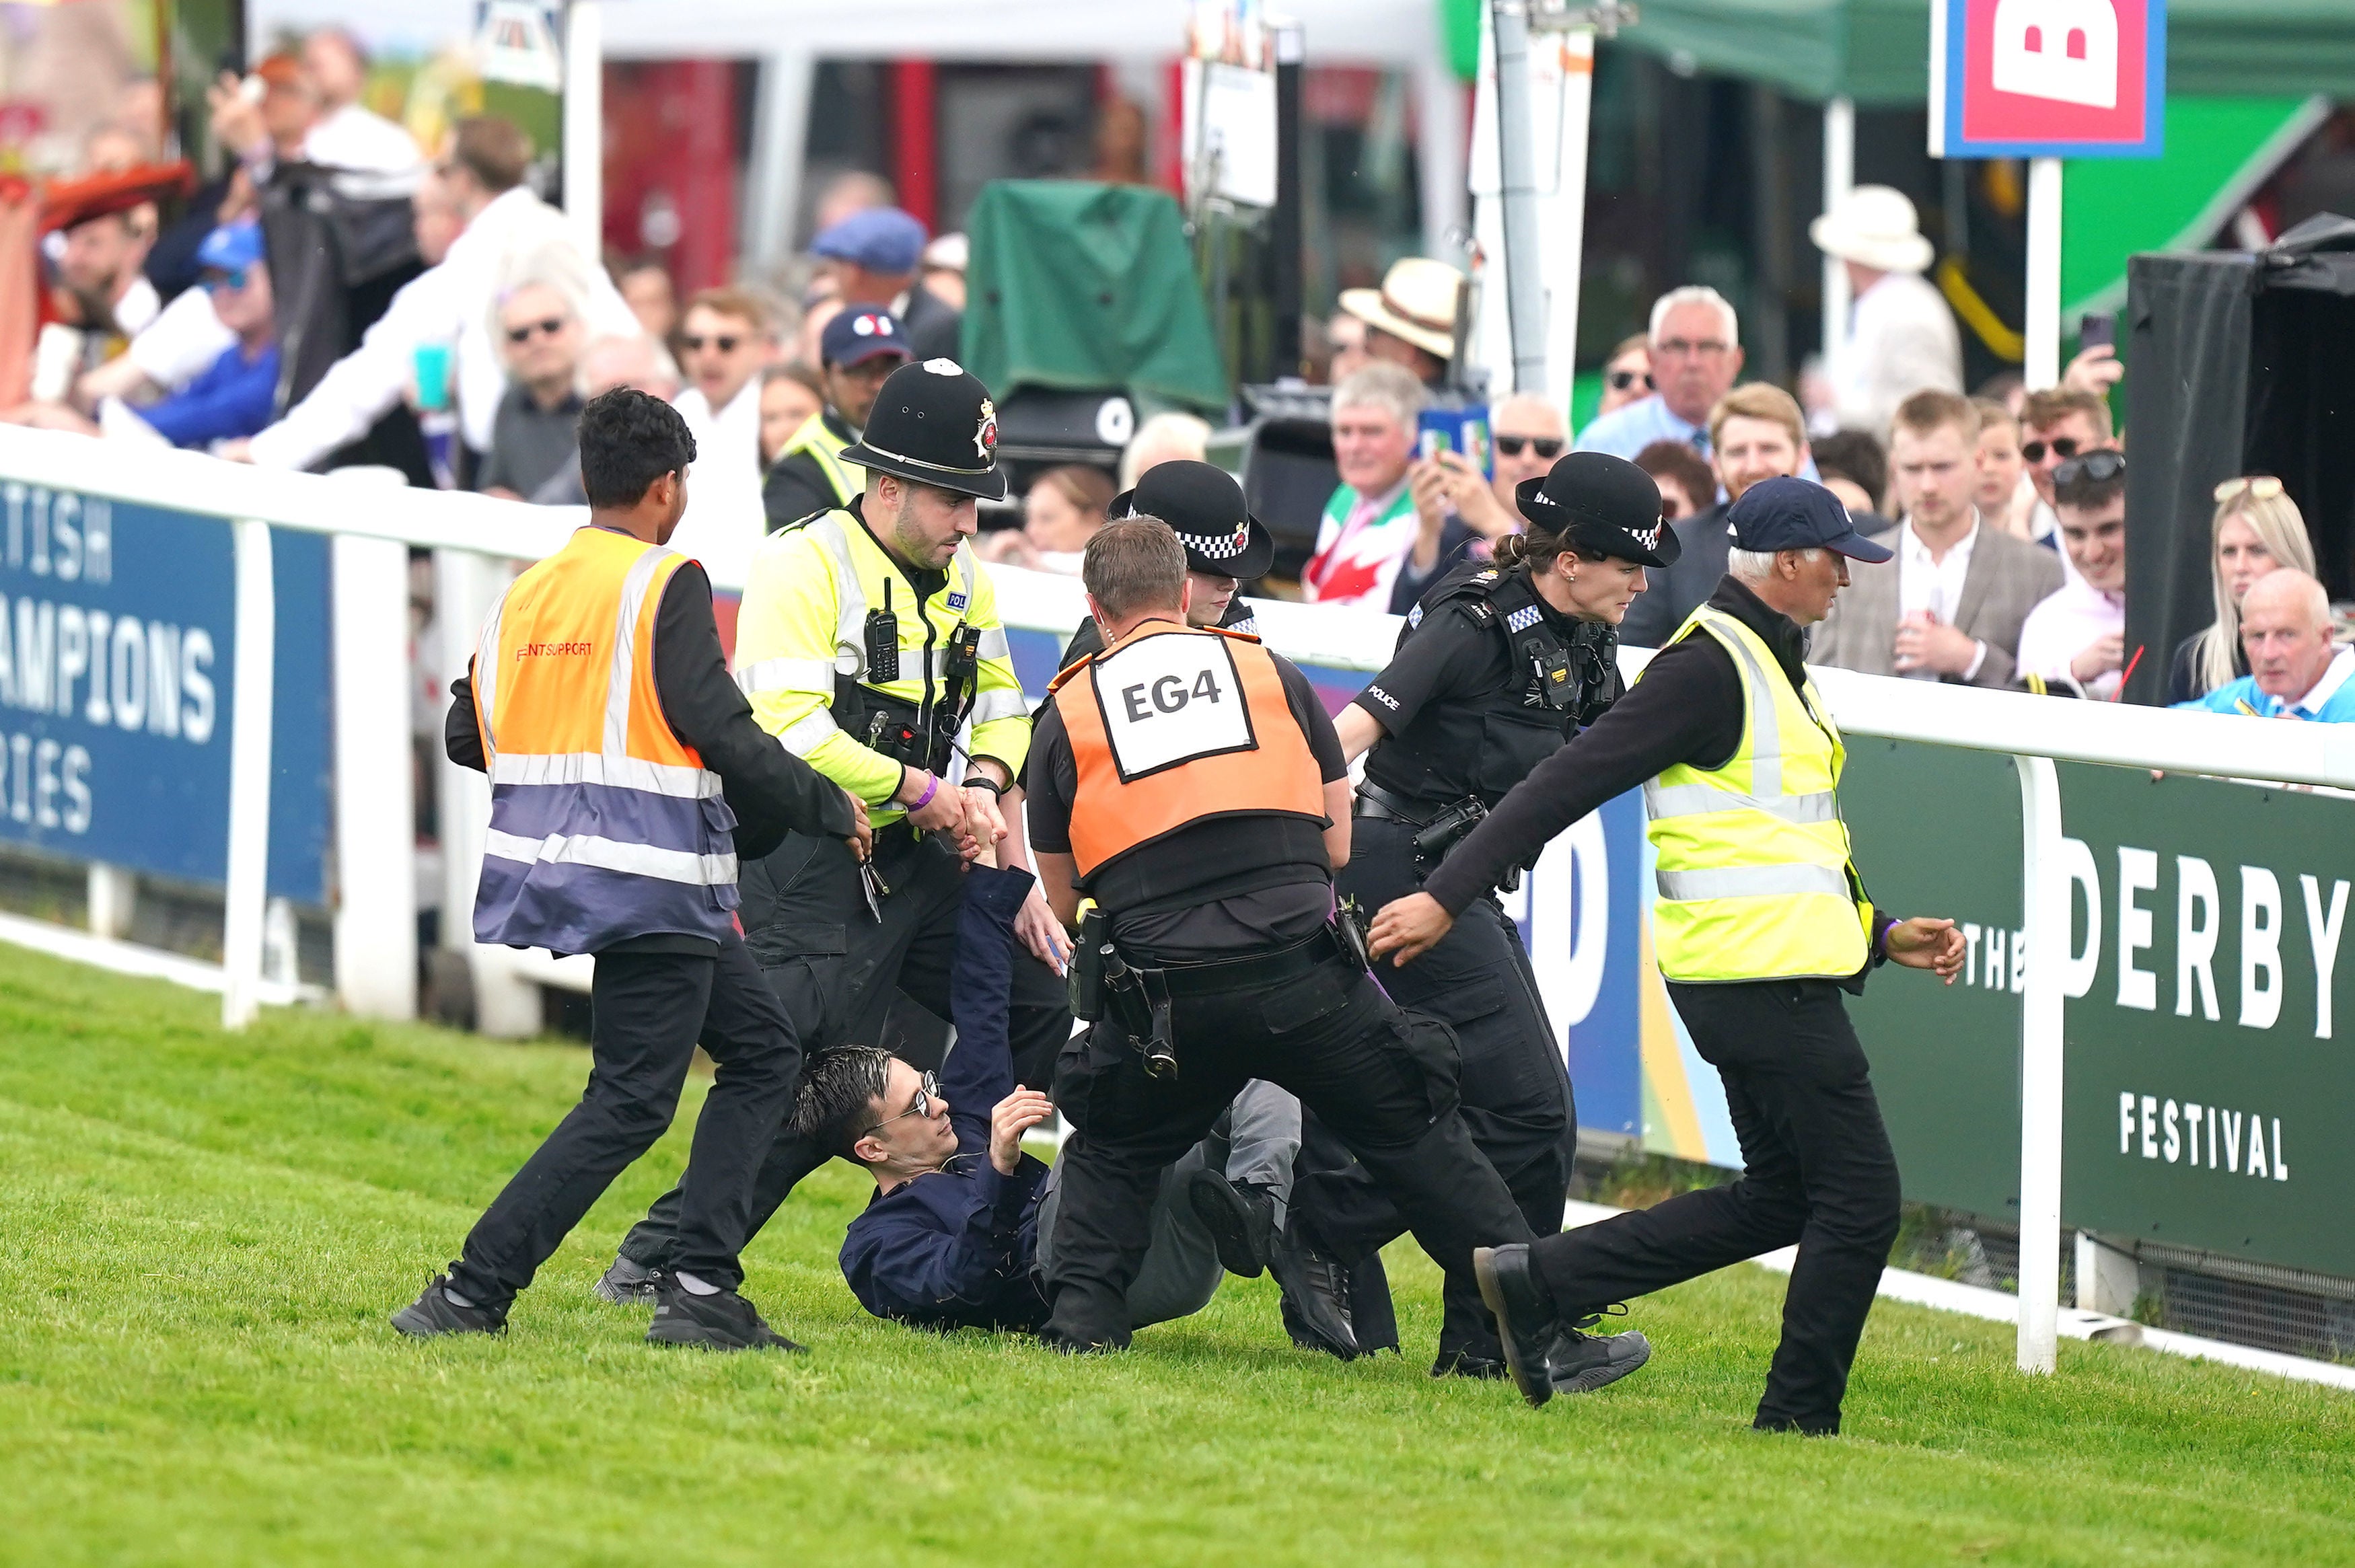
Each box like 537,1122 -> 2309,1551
960,180 -> 1230,416
1439,0 -> 2355,106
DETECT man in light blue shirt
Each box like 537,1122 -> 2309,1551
2175,568 -> 2355,722
1576,286 -> 1743,459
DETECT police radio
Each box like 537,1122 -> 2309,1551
863,579 -> 900,683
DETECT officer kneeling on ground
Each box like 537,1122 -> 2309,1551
393,389 -> 867,1350
1370,478 -> 1967,1429
1022,517 -> 1639,1388
597,357 -> 1071,1302
1296,451 -> 1674,1378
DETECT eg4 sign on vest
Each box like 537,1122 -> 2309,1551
1931,0 -> 2166,159
1091,632 -> 1254,780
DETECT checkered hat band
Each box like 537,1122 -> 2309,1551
1177,527 -> 1252,562
1505,604 -> 1543,633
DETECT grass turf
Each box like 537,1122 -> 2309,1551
1,947 -> 2350,1567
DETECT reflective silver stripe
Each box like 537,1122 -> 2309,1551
491,751 -> 721,798
1642,781 -> 1838,824
604,546 -> 673,755
954,549 -> 975,606
472,593 -> 507,758
976,626 -> 1010,663
483,828 -> 737,887
780,709 -> 841,755
1655,864 -> 1850,902
805,515 -> 870,673
968,686 -> 1029,728
1698,609 -> 1785,798
735,656 -> 838,696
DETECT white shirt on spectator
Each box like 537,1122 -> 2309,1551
1836,270 -> 1963,434
130,285 -> 238,391
1897,517 -> 1984,683
667,379 -> 766,592
2015,575 -> 2125,699
302,104 -> 421,176
2286,645 -> 2355,718
248,186 -> 639,470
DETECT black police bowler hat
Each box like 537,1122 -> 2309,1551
1513,451 -> 1681,569
1726,475 -> 1894,562
1110,460 -> 1274,581
840,357 -> 1009,501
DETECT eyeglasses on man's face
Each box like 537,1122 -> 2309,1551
865,1070 -> 940,1135
505,315 -> 569,344
1494,435 -> 1564,459
2021,437 -> 2080,464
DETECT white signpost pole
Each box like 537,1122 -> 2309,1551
2023,157 -> 2065,389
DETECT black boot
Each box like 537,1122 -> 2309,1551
390,1273 -> 507,1339
1186,1170 -> 1277,1278
1270,1222 -> 1358,1360
1472,1245 -> 1558,1409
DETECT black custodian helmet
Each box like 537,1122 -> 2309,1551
840,357 -> 1009,501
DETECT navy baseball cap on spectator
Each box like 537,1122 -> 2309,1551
196,220 -> 264,275
811,207 -> 928,275
820,308 -> 910,369
1727,476 -> 1894,563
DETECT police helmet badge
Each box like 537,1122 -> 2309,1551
975,398 -> 999,461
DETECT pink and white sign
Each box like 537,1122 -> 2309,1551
1931,0 -> 2166,159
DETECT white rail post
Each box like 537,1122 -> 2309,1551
221,519 -> 277,1029
331,532 -> 418,1018
2023,157 -> 2064,390
1821,97 -> 1854,376
2013,752 -> 2065,1372
561,0 -> 604,261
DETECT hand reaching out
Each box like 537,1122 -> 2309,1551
1885,917 -> 1965,983
988,1086 -> 1056,1175
1368,892 -> 1455,968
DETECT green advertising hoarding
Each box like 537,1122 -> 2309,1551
1828,742 -> 2351,1278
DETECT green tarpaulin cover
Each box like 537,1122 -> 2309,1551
960,180 -> 1230,415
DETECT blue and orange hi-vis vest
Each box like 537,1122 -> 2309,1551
470,527 -> 738,955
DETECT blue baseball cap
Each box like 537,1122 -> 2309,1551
196,220 -> 264,275
1726,476 -> 1894,562
811,207 -> 928,274
820,307 -> 911,369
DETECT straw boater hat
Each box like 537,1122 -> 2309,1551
1338,257 -> 1463,361
1809,185 -> 1935,274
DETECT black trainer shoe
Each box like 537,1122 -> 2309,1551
1547,1327 -> 1652,1395
390,1273 -> 506,1338
646,1277 -> 807,1351
1270,1224 -> 1358,1361
1430,1348 -> 1510,1380
1472,1244 -> 1558,1409
1188,1170 -> 1277,1278
593,1255 -> 659,1306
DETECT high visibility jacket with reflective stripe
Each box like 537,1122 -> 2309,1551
1640,605 -> 1873,983
1048,622 -> 1326,883
734,502 -> 1029,820
771,410 -> 863,511
470,526 -> 738,955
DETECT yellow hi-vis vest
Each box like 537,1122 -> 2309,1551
1640,605 -> 1873,983
470,527 -> 738,955
771,410 -> 863,513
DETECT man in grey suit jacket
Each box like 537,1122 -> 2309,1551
1811,389 -> 2062,686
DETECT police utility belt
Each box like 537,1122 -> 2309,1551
1066,903 -> 1374,1081
1354,780 -> 1518,893
829,580 -> 983,777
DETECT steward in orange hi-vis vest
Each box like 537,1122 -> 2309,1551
1048,622 -> 1326,901
472,526 -> 739,955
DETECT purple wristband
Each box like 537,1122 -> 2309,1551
910,772 -> 939,812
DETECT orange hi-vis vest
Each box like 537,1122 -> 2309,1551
1049,620 -> 1326,886
470,526 -> 739,955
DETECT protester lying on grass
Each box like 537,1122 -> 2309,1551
787,862 -> 1354,1344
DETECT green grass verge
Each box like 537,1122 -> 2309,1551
1,945 -> 2350,1567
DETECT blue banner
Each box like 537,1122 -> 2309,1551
0,483 -> 331,905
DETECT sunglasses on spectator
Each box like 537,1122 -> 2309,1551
683,333 -> 743,354
1607,369 -> 1655,393
2214,474 -> 2284,502
865,1070 -> 939,1134
200,266 -> 251,294
1494,435 -> 1565,459
505,316 -> 569,344
2020,437 -> 2081,463
2052,451 -> 2126,486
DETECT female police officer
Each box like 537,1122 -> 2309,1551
1292,451 -> 1677,1379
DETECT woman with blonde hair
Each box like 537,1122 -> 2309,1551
2167,476 -> 2318,702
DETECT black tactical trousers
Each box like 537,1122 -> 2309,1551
1040,948 -> 1534,1351
619,823 -> 1073,1269
1531,978 -> 1903,1434
450,932 -> 797,1308
1295,817 -> 1578,1359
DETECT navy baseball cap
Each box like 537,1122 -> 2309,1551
1726,476 -> 1894,562
820,307 -> 910,369
811,207 -> 927,274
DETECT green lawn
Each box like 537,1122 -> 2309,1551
1,947 -> 2350,1567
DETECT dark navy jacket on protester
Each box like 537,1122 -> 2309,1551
838,863 -> 1054,1331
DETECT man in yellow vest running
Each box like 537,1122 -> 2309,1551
1371,477 -> 1967,1431
392,389 -> 867,1351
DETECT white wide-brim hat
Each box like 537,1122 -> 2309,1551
1809,184 -> 1935,274
1338,256 -> 1463,361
